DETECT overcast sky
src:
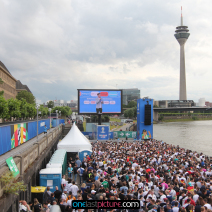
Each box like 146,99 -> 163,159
0,0 -> 212,103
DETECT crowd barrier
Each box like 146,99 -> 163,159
0,119 -> 64,155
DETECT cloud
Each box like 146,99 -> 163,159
0,0 -> 212,103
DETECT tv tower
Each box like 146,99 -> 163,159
174,7 -> 190,100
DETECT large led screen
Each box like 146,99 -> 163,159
78,89 -> 122,114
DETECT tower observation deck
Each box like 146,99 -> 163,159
174,7 -> 190,100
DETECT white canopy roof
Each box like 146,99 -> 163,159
57,123 -> 92,153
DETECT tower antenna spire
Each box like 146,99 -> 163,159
181,6 -> 183,26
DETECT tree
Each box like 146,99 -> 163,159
124,109 -> 129,118
128,109 -> 134,118
128,101 -> 137,108
52,106 -> 72,117
47,101 -> 54,108
0,96 -> 9,119
0,172 -> 26,196
0,78 -> 4,96
132,106 -> 137,117
19,99 -> 28,119
16,90 -> 36,105
26,103 -> 36,118
39,105 -> 48,117
7,98 -> 21,119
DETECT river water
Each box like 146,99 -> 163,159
153,120 -> 212,156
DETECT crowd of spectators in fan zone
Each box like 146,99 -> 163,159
21,139 -> 212,212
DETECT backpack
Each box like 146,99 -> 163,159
79,168 -> 84,176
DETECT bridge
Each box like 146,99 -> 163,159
153,107 -> 212,121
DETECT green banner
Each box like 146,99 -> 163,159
125,131 -> 137,138
6,157 -> 19,177
114,131 -> 137,138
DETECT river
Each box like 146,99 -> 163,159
153,120 -> 212,156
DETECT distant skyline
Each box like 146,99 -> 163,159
0,0 -> 212,103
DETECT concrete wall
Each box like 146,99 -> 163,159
0,125 -> 63,212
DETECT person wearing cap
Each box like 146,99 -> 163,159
96,92 -> 104,114
91,190 -> 96,200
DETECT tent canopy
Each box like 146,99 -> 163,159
57,123 -> 92,153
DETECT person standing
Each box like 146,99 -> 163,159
67,164 -> 73,179
70,181 -> 79,198
75,157 -> 82,169
95,93 -> 104,114
44,125 -> 47,135
73,164 -> 78,182
77,165 -> 84,185
54,186 -> 62,202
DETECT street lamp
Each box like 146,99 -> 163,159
36,104 -> 39,142
59,111 -> 61,118
49,108 -> 52,129
56,110 -> 58,126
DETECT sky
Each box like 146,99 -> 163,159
0,0 -> 212,104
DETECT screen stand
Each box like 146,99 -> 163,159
98,114 -> 102,125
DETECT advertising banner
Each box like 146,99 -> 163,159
137,99 -> 153,139
109,132 -> 114,139
97,125 -> 109,140
125,131 -> 137,138
6,156 -> 19,177
11,123 -> 28,149
78,89 -> 122,114
0,126 -> 11,155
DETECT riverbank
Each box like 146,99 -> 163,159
157,116 -> 212,123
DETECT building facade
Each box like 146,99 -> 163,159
16,80 -> 32,94
51,100 -> 78,108
122,88 -> 140,105
0,61 -> 17,100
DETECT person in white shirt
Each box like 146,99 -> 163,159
172,202 -> 179,212
70,181 -> 79,198
193,190 -> 199,203
159,190 -> 166,203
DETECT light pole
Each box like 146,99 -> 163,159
59,111 -> 61,118
36,104 -> 39,142
49,108 -> 52,129
56,110 -> 58,126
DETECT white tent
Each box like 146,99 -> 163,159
57,123 -> 92,153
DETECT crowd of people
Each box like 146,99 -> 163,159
21,139 -> 212,212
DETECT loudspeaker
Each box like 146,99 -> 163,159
144,104 -> 151,125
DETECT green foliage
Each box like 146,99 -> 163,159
26,103 -> 37,118
132,106 -> 137,117
124,109 -> 129,118
128,109 -> 134,118
127,101 -> 137,108
124,108 -> 135,118
52,106 -> 72,116
47,100 -> 54,108
0,172 -> 27,196
39,105 -> 48,117
153,104 -> 159,108
192,116 -> 199,120
19,99 -> 28,118
0,95 -> 9,119
16,90 -> 36,105
102,115 -> 110,122
91,115 -> 97,122
0,90 -> 4,96
7,98 -> 21,118
158,115 -> 164,121
0,78 -> 3,84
